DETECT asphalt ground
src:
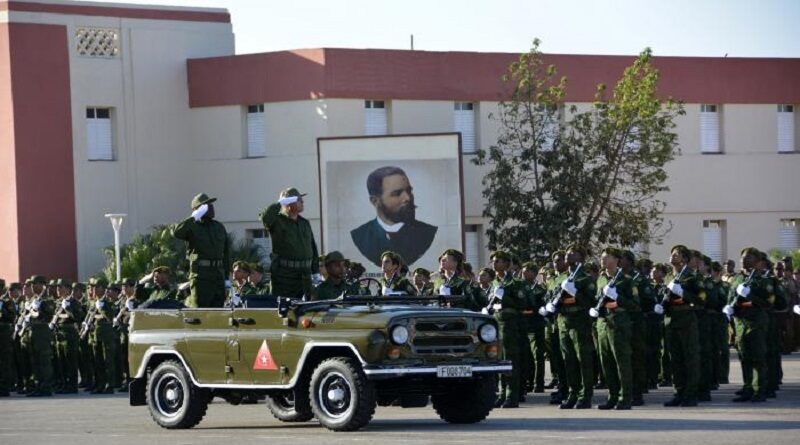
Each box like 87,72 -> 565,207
1,352 -> 799,445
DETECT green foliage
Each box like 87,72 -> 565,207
473,40 -> 684,262
101,225 -> 265,282
768,248 -> 800,269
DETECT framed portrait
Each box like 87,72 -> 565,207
317,133 -> 465,275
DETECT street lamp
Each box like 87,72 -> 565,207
105,213 -> 127,282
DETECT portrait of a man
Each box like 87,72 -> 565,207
350,166 -> 438,267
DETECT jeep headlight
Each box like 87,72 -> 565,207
390,325 -> 409,345
478,323 -> 497,343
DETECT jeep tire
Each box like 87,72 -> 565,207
146,360 -> 209,429
309,357 -> 376,431
431,375 -> 496,424
266,386 -> 314,422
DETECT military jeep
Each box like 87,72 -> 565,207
128,295 -> 510,431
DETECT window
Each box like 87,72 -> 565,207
86,107 -> 113,160
779,219 -> 799,251
778,105 -> 795,153
246,104 -> 265,158
464,225 -> 481,270
454,102 -> 476,153
364,100 -> 388,136
702,220 -> 725,262
246,229 -> 272,266
700,104 -> 721,153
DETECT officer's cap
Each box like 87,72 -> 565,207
190,193 -> 216,210
323,251 -> 346,265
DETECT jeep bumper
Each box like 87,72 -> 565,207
362,361 -> 512,379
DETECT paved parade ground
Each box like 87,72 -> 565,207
2,353 -> 799,445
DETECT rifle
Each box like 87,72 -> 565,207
482,276 -> 510,315
49,301 -> 68,334
546,263 -> 583,315
79,299 -> 100,340
590,268 -> 623,318
113,298 -> 135,330
654,265 -> 689,315
12,301 -> 31,340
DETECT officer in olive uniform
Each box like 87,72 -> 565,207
173,193 -> 231,308
637,259 -> 661,390
228,261 -> 257,307
433,249 -> 479,310
760,254 -> 786,398
116,278 -> 138,391
248,264 -> 271,295
519,261 -> 547,395
544,252 -> 569,404
73,282 -> 94,389
0,280 -> 16,396
259,187 -> 321,300
379,251 -> 416,295
657,245 -> 701,407
488,251 -> 526,408
26,275 -> 56,396
550,245 -> 597,409
620,250 -> 647,406
591,248 -> 635,410
88,278 -> 118,394
314,251 -> 362,300
692,252 -> 714,401
53,279 -> 82,394
413,268 -> 434,296
707,261 -> 731,387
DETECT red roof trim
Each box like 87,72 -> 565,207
1,1 -> 231,23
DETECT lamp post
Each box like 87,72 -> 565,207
105,213 -> 127,282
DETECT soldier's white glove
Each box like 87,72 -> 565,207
561,280 -> 577,297
95,300 -> 104,310
481,307 -> 490,315
653,304 -> 664,315
24,301 -> 31,310
191,204 -> 208,221
538,306 -> 548,316
48,322 -> 56,331
224,280 -> 232,290
32,300 -> 41,310
602,285 -> 618,301
589,308 -> 600,318
439,285 -> 451,296
493,287 -> 504,299
126,299 -> 136,311
231,294 -> 242,307
736,284 -> 750,299
278,196 -> 299,206
138,273 -> 154,286
545,302 -> 556,313
793,304 -> 800,316
381,285 -> 391,296
312,274 -> 323,285
61,300 -> 69,310
722,305 -> 734,317
667,281 -> 684,297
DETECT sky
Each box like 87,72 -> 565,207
87,0 -> 800,57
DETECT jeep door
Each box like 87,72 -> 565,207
181,308 -> 232,384
228,307 -> 290,385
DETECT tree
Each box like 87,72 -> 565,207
100,225 -> 265,282
473,40 -> 684,262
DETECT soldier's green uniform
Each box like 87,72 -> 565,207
554,262 -> 597,408
54,280 -> 83,394
712,277 -> 731,384
594,264 -> 635,409
116,282 -> 137,392
259,188 -> 320,299
433,273 -> 479,310
640,273 -> 662,389
315,278 -> 362,300
489,251 -> 526,408
26,276 -> 56,396
544,268 -> 568,402
520,274 -> 547,394
173,193 -> 230,308
74,283 -> 94,389
625,262 -> 648,406
763,268 -> 786,397
0,282 -> 16,396
379,273 -> 416,296
695,270 -> 716,400
661,248 -> 701,407
89,279 -> 119,394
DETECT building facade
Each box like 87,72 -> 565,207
1,0 -> 799,281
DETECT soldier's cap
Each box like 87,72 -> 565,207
479,267 -> 496,278
671,244 -> 690,258
521,261 -> 538,271
463,262 -> 473,273
88,277 -> 109,288
740,246 -> 760,257
601,247 -> 622,259
190,193 -> 216,210
279,187 -> 307,200
107,281 -> 122,291
323,251 -> 346,265
550,250 -> 566,260
654,263 -> 670,274
439,249 -> 464,263
48,279 -> 57,286
8,282 -> 21,291
565,244 -> 588,257
702,255 -> 712,265
71,282 -> 85,291
380,250 -> 404,265
710,261 -> 723,273
412,267 -> 431,278
538,266 -> 552,276
232,261 -> 252,273
30,275 -> 48,285
621,249 -> 636,263
56,278 -> 72,288
584,262 -> 600,273
24,278 -> 32,285
349,261 -> 366,274
121,277 -> 136,287
152,266 -> 171,275
636,258 -> 653,269
758,251 -> 769,261
250,263 -> 265,274
689,249 -> 703,259
319,254 -> 327,264
490,250 -> 511,261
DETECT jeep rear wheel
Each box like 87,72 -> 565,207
431,375 -> 496,424
146,360 -> 208,429
266,387 -> 314,422
309,357 -> 376,431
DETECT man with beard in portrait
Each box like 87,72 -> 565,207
350,166 -> 438,268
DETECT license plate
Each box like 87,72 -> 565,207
436,365 -> 472,378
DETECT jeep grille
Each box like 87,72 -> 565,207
410,318 -> 475,354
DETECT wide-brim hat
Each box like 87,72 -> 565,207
191,193 -> 217,210
279,187 -> 307,200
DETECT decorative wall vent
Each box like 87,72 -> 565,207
76,27 -> 120,58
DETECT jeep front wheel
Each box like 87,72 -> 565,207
431,375 -> 496,424
309,357 -> 376,431
146,360 -> 209,429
